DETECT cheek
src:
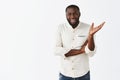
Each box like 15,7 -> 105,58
74,13 -> 80,18
66,16 -> 70,20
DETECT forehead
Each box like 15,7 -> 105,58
66,7 -> 79,13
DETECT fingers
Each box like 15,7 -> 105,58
95,21 -> 105,33
91,23 -> 94,27
90,22 -> 94,31
98,21 -> 105,29
94,22 -> 105,32
101,21 -> 105,26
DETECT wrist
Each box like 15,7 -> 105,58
79,47 -> 85,53
88,34 -> 94,38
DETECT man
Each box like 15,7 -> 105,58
54,5 -> 105,80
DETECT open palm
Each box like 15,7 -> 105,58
89,22 -> 105,35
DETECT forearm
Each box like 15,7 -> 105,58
65,40 -> 88,57
65,46 -> 85,57
65,50 -> 81,57
87,35 -> 95,51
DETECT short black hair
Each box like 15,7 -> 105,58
65,5 -> 80,12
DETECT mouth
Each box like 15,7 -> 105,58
70,19 -> 77,24
71,19 -> 76,22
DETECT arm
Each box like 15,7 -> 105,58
65,40 -> 88,57
85,22 -> 105,57
88,22 -> 105,50
87,35 -> 95,51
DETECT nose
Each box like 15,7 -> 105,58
70,14 -> 75,19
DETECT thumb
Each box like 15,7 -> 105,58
90,22 -> 94,30
90,23 -> 94,30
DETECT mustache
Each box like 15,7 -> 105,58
67,19 -> 79,23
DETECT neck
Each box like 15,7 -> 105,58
71,21 -> 79,29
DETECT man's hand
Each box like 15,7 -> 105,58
87,22 -> 105,51
65,49 -> 81,57
65,40 -> 88,57
89,22 -> 105,36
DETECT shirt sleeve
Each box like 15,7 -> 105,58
54,25 -> 70,58
85,35 -> 97,57
85,44 -> 96,57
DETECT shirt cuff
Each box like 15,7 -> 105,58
85,44 -> 96,57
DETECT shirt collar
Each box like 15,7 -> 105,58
66,21 -> 81,30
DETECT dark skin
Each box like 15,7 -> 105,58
65,7 -> 105,57
66,8 -> 80,29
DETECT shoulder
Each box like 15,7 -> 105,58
79,22 -> 91,32
56,23 -> 66,33
80,22 -> 90,28
57,23 -> 66,30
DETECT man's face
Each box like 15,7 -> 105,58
66,7 -> 80,26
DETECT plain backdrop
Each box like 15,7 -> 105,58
0,0 -> 119,80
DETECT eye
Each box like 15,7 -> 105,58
67,13 -> 71,16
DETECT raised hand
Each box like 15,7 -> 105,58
89,22 -> 105,36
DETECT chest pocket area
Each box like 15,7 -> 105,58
72,34 -> 88,49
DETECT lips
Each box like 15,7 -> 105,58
70,19 -> 76,24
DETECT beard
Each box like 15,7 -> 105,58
67,19 -> 79,28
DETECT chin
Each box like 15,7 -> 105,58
68,20 -> 78,26
70,22 -> 76,25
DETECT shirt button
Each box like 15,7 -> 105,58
72,68 -> 74,70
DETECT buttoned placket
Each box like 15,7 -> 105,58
70,52 -> 80,75
71,63 -> 75,76
72,36 -> 75,47
71,30 -> 77,64
70,55 -> 76,77
71,29 -> 76,49
67,23 -> 81,77
71,28 -> 79,77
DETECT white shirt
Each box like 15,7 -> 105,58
54,22 -> 96,78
